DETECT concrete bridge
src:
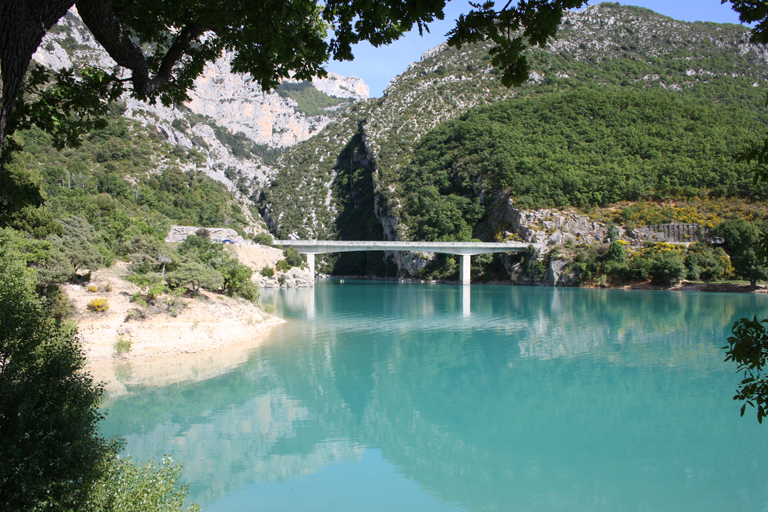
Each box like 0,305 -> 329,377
273,240 -> 542,285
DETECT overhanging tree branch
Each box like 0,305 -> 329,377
75,0 -> 209,101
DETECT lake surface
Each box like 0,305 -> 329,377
100,281 -> 768,511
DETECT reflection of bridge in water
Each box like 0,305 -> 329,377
273,240 -> 542,285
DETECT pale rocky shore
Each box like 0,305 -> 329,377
67,262 -> 285,367
230,244 -> 314,288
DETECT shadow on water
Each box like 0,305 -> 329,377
100,282 -> 768,511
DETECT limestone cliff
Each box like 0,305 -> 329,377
32,9 -> 368,198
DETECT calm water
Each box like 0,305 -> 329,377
100,281 -> 768,511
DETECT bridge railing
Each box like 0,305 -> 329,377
273,240 -> 534,249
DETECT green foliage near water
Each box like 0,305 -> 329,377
274,246 -> 306,274
133,235 -> 260,302
86,456 -> 199,512
0,236 -> 198,511
166,261 -> 224,294
0,245 -> 111,510
724,316 -> 768,424
712,219 -> 768,286
566,241 -> 731,286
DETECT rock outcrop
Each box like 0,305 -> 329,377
230,245 -> 314,288
31,10 -> 369,196
165,226 -> 245,244
311,72 -> 369,101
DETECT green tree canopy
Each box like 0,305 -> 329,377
713,219 -> 768,287
0,243 -> 112,511
166,261 -> 223,293
49,215 -> 104,279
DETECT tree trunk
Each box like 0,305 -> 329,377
0,0 -> 75,154
0,0 -> 203,156
76,0 -> 207,100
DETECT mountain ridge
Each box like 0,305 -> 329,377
261,2 -> 768,244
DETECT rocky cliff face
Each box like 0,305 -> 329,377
488,194 -> 617,246
311,72 -> 369,101
31,10 -> 368,199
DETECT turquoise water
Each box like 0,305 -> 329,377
100,281 -> 768,511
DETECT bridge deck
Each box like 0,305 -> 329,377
272,240 -> 542,285
273,240 -> 538,255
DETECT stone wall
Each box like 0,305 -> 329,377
165,225 -> 244,244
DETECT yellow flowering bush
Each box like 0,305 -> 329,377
87,298 -> 110,313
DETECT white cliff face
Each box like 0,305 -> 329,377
184,52 -> 345,148
32,39 -> 72,70
32,25 -> 367,150
311,72 -> 369,100
30,9 -> 369,192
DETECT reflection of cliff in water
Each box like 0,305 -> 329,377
101,285 -> 767,510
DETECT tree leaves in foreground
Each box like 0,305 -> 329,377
724,317 -> 768,423
0,233 -> 199,511
0,243 -> 111,510
85,456 -> 200,512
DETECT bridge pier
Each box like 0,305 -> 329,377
306,253 -> 315,280
460,254 -> 471,285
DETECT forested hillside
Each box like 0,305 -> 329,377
401,88 -> 765,242
12,109 -> 255,239
260,2 -> 768,257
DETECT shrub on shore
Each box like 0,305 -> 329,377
88,298 -> 110,312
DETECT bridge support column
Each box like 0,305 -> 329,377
306,253 -> 315,281
460,254 -> 471,285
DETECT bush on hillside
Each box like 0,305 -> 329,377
87,298 -> 110,312
253,233 -> 273,246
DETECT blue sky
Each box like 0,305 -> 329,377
325,1 -> 747,97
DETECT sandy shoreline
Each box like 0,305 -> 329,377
67,263 -> 286,392
88,325 -> 286,396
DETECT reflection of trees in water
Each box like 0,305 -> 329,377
501,288 -> 750,362
124,390 -> 363,507
102,286 -> 766,510
366,330 -> 749,511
